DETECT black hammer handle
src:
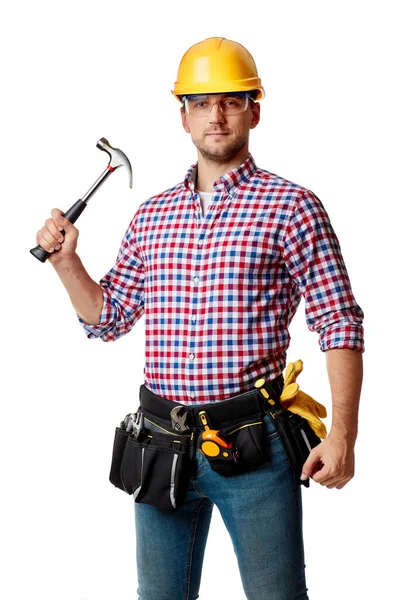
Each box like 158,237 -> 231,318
30,200 -> 87,263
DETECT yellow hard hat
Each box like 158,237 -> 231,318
172,37 -> 265,102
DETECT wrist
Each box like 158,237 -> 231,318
50,251 -> 80,271
329,424 -> 358,444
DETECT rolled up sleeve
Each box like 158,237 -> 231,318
282,189 -> 365,353
77,211 -> 145,342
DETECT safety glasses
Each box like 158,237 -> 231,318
182,92 -> 252,117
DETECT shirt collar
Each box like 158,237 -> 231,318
184,153 -> 257,195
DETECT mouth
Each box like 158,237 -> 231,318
206,132 -> 229,137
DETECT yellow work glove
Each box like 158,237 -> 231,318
280,360 -> 328,439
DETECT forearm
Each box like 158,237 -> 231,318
325,348 -> 363,442
51,253 -> 104,325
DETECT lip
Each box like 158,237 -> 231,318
207,133 -> 228,136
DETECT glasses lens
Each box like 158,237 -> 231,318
185,94 -> 249,116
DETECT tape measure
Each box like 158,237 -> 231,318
198,410 -> 239,462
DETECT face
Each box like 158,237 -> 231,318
180,93 -> 260,165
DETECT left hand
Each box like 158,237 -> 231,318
300,434 -> 355,489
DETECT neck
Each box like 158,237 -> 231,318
195,145 -> 250,192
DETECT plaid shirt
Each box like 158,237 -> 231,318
78,153 -> 364,404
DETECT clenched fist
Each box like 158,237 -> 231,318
36,208 -> 79,262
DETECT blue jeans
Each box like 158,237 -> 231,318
134,411 -> 309,600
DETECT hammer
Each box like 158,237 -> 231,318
30,137 -> 133,263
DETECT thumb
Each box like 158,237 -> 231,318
300,451 -> 321,480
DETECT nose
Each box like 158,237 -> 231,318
208,101 -> 225,124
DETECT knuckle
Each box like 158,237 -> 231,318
41,240 -> 53,251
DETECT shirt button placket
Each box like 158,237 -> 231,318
187,271 -> 199,400
187,214 -> 208,401
187,191 -> 222,402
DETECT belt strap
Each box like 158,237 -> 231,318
139,374 -> 284,427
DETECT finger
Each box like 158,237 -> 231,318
310,465 -> 330,483
37,228 -> 61,253
45,218 -> 64,244
319,476 -> 341,487
300,456 -> 323,481
336,481 -> 349,490
326,481 -> 342,489
327,477 -> 347,489
51,208 -> 76,233
312,460 -> 324,474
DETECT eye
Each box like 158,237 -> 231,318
223,98 -> 241,108
194,101 -> 209,108
189,96 -> 210,110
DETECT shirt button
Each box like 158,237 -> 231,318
198,240 -> 203,246
189,353 -> 195,360
192,316 -> 197,323
193,276 -> 199,283
190,392 -> 196,398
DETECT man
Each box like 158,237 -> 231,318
36,37 -> 364,600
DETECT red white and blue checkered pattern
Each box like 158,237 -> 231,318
78,154 -> 364,404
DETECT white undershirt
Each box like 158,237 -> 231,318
196,190 -> 214,217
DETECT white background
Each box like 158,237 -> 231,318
2,1 -> 399,599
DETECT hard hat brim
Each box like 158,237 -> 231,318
171,86 -> 265,103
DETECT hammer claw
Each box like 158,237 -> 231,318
96,137 -> 133,188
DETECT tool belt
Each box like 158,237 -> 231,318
109,374 -> 321,511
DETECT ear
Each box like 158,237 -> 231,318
181,107 -> 190,133
249,102 -> 261,129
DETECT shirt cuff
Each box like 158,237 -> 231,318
76,289 -> 117,339
319,323 -> 365,353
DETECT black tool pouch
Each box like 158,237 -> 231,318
109,426 -> 131,491
198,411 -> 270,476
266,407 -> 321,487
110,412 -> 194,511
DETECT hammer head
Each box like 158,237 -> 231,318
96,137 -> 133,188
